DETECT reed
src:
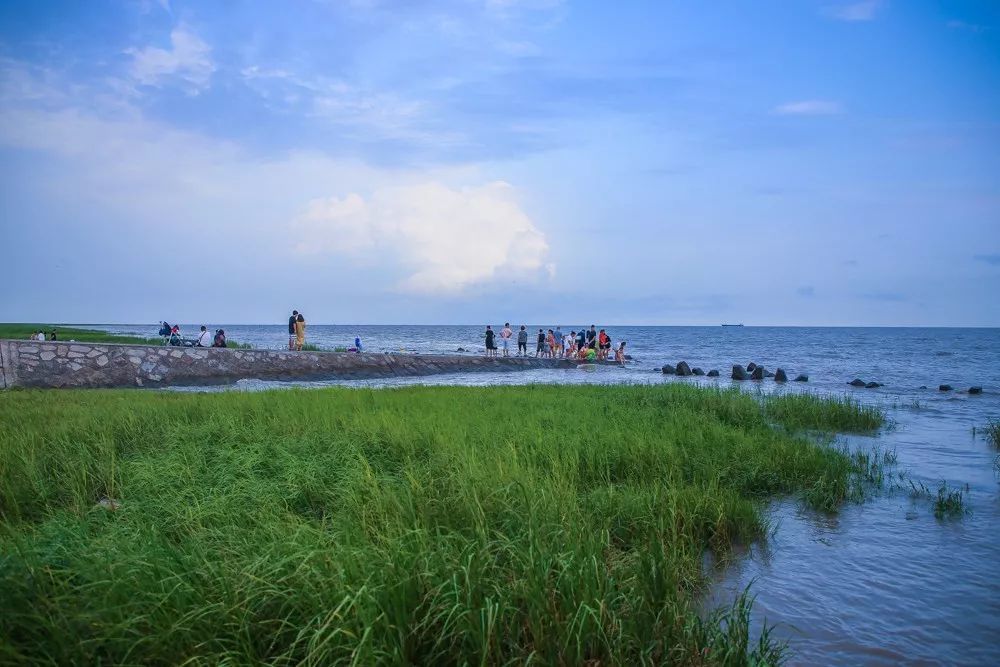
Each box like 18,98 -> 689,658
0,383 -> 882,664
984,418 -> 1000,449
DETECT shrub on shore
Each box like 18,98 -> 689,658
0,384 -> 882,664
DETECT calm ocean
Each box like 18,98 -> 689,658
94,324 -> 1000,665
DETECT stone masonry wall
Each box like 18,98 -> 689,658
0,340 -> 575,389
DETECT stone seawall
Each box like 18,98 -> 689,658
0,340 -> 576,389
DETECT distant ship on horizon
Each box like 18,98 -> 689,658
721,323 -> 744,327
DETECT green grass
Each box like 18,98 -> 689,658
0,323 -> 251,349
0,384 -> 883,665
0,322 -> 162,345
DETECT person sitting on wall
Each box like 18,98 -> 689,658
169,325 -> 182,346
49,331 -> 57,341
355,336 -> 363,353
213,329 -> 227,347
196,325 -> 211,347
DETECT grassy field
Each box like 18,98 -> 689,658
0,384 -> 884,665
0,323 -> 251,348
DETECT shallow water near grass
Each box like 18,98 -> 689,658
97,324 -> 1000,663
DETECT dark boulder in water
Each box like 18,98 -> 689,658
865,381 -> 881,389
849,379 -> 866,387
676,361 -> 693,376
764,370 -> 775,378
707,369 -> 720,377
939,384 -> 953,391
624,354 -> 633,361
751,366 -> 765,380
661,364 -> 676,375
746,362 -> 757,373
919,385 -> 927,389
774,368 -> 788,382
794,374 -> 808,382
732,365 -> 748,380
457,347 -> 466,352
692,367 -> 705,376
969,386 -> 983,395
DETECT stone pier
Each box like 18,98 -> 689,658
0,340 -> 576,389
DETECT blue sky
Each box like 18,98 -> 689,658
1,0 -> 998,325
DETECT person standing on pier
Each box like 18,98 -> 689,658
517,325 -> 528,356
294,313 -> 306,351
500,323 -> 513,357
484,325 -> 496,357
288,310 -> 298,350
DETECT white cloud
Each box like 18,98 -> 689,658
773,100 -> 843,116
293,182 -> 552,294
127,25 -> 214,93
825,1 -> 884,22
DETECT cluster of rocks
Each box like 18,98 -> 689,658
849,378 -> 883,389
732,362 -> 805,382
662,361 -> 805,383
937,384 -> 983,395
662,361 -> 714,377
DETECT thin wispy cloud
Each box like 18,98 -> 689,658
773,100 -> 843,116
825,1 -> 884,22
947,20 -> 990,34
126,25 -> 214,94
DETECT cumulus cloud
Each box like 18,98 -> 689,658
825,1 -> 884,22
773,100 -> 843,115
293,182 -> 552,294
127,25 -> 214,93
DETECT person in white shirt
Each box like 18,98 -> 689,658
563,331 -> 575,357
36,331 -> 46,341
196,325 -> 211,347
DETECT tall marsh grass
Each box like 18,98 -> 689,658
0,384 -> 882,664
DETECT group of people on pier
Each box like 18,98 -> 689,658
484,324 -> 626,365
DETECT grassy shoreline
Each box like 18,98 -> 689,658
0,384 -> 883,664
0,323 -> 250,348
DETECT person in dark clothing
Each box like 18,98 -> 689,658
536,329 -> 545,357
586,325 -> 597,349
213,329 -> 227,347
517,325 -> 528,355
288,310 -> 298,350
484,325 -> 496,357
